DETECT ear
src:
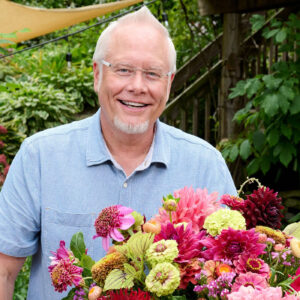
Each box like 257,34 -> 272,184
93,62 -> 99,92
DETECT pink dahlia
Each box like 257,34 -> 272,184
93,205 -> 135,251
155,187 -> 220,233
50,257 -> 83,292
154,222 -> 206,263
220,194 -> 245,210
202,228 -> 266,261
231,272 -> 268,292
234,254 -> 270,278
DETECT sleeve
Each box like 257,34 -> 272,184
0,139 -> 41,257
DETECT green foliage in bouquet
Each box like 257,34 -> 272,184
220,13 -> 300,180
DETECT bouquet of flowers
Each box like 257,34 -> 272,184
48,178 -> 300,299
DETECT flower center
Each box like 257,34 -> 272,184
244,282 -> 255,288
94,206 -> 121,237
155,243 -> 167,253
227,242 -> 242,255
247,258 -> 262,271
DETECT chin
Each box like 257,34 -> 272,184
113,117 -> 149,134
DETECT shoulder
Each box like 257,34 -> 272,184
23,116 -> 92,149
158,121 -> 223,160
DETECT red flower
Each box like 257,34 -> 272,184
179,258 -> 202,289
241,187 -> 284,229
291,267 -> 300,292
154,222 -> 206,263
202,228 -> 266,261
98,289 -> 152,299
220,194 -> 245,210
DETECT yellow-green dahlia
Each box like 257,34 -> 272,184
146,239 -> 178,267
145,262 -> 180,297
203,208 -> 246,236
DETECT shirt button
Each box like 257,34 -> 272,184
123,182 -> 128,188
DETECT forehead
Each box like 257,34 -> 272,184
106,23 -> 169,68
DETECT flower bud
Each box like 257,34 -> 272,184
274,243 -> 285,252
290,238 -> 300,258
88,286 -> 102,300
163,199 -> 177,212
143,219 -> 161,234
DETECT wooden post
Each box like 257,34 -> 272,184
219,13 -> 241,140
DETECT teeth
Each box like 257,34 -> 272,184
121,100 -> 146,107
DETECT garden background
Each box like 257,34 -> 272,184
0,0 -> 299,299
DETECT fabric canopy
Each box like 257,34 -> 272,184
0,0 -> 143,44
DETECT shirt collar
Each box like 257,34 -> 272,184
85,109 -> 170,168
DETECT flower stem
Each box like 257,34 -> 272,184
237,177 -> 263,196
169,212 -> 173,223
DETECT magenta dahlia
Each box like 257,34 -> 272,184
231,272 -> 269,292
155,187 -> 220,233
93,205 -> 135,251
234,255 -> 270,278
202,228 -> 266,261
241,187 -> 284,229
154,222 -> 206,263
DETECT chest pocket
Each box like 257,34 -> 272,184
42,208 -> 96,259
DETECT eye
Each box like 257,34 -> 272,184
114,66 -> 133,76
145,70 -> 161,80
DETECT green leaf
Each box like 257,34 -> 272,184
290,95 -> 300,115
70,232 -> 86,260
281,124 -> 292,140
239,139 -> 251,160
250,14 -> 265,32
275,28 -> 287,43
124,263 -> 137,276
252,130 -> 265,152
261,156 -> 271,174
245,78 -> 263,98
81,254 -> 95,270
279,85 -> 295,100
229,144 -> 239,162
229,81 -> 247,99
267,129 -> 279,146
262,75 -> 282,90
247,158 -> 260,175
261,93 -> 280,117
279,144 -> 296,167
126,232 -> 154,260
103,269 -> 134,291
61,288 -> 76,300
264,28 -> 280,39
278,95 -> 290,114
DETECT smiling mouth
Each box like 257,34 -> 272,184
119,100 -> 148,108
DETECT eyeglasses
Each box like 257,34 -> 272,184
101,59 -> 172,82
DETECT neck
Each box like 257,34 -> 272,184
100,116 -> 155,176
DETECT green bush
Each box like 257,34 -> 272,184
221,13 -> 300,183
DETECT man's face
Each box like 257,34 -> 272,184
93,23 -> 173,135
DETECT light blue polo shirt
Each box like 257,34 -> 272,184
0,109 -> 236,299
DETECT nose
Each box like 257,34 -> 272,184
126,70 -> 147,94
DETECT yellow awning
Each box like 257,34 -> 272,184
0,0 -> 143,44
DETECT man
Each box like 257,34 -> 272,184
0,7 -> 236,300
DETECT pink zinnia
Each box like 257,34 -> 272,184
234,254 -> 270,278
154,222 -> 206,263
228,286 -> 299,300
93,205 -> 135,251
231,272 -> 268,292
49,241 -> 73,270
50,257 -> 83,292
155,187 -> 220,233
202,228 -> 266,261
291,267 -> 300,292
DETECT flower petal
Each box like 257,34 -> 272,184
119,215 -> 135,230
102,236 -> 110,252
110,228 -> 124,242
117,205 -> 133,215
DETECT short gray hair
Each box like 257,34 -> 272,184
92,6 -> 176,74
